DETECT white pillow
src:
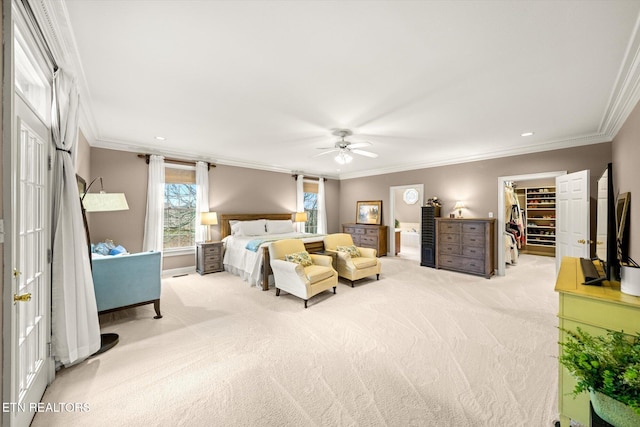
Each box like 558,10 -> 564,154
229,220 -> 241,235
236,219 -> 267,236
266,219 -> 294,234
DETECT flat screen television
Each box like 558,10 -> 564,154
596,164 -> 617,280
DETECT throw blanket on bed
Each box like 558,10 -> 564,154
245,233 -> 325,252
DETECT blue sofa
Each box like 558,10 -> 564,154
92,251 -> 163,319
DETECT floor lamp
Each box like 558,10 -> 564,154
80,177 -> 130,355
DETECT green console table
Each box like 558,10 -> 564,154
554,257 -> 640,427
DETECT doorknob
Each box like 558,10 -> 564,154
596,241 -> 604,245
13,293 -> 31,302
577,239 -> 586,244
13,269 -> 21,277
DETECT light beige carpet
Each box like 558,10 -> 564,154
33,254 -> 559,427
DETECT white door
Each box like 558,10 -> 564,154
6,95 -> 53,427
556,170 -> 590,272
596,169 -> 608,260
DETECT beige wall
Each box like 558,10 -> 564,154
612,101 -> 640,261
339,142 -> 612,253
393,187 -> 421,226
86,148 -> 341,269
88,148 -> 148,253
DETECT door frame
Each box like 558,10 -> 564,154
496,171 -> 566,276
389,184 -> 424,256
3,1 -> 55,425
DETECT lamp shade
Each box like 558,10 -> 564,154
293,212 -> 308,222
201,211 -> 218,225
453,201 -> 465,210
82,192 -> 129,212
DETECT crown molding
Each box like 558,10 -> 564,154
600,12 -> 640,138
89,138 -> 340,180
40,0 -> 630,182
33,0 -> 101,141
337,133 -> 612,180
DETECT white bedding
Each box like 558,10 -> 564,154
222,232 -> 325,287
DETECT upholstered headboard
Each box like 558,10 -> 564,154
220,213 -> 293,239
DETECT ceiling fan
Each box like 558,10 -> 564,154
315,129 -> 378,164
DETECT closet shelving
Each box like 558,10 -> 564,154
525,187 -> 556,248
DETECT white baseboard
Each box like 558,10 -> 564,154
162,266 -> 196,278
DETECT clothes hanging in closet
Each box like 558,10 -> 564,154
504,183 -> 525,248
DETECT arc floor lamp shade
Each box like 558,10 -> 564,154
82,192 -> 129,212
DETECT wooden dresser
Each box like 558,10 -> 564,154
555,257 -> 640,427
342,223 -> 388,257
435,218 -> 495,278
196,241 -> 223,275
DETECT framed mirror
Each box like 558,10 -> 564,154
616,192 -> 631,265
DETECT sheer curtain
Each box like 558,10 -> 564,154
50,68 -> 101,365
195,161 -> 210,242
142,155 -> 165,252
296,174 -> 305,232
317,178 -> 327,234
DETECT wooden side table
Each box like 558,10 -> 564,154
196,241 -> 223,275
312,251 -> 337,270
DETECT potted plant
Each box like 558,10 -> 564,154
559,327 -> 640,427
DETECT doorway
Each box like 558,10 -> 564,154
497,171 -> 566,276
3,4 -> 55,427
389,184 -> 424,259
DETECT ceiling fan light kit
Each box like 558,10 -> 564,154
335,151 -> 353,164
315,128 -> 379,164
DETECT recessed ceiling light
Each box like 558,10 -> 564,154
155,136 -> 166,141
521,132 -> 534,137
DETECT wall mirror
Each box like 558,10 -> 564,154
616,192 -> 631,265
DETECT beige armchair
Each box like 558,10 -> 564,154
323,233 -> 381,287
269,239 -> 338,308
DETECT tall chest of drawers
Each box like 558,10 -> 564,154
196,241 -> 223,275
342,224 -> 388,257
435,218 -> 495,278
421,206 -> 441,267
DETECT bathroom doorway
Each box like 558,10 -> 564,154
389,184 -> 424,260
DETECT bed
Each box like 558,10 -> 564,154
220,213 -> 325,291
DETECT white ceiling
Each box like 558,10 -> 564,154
45,1 -> 640,179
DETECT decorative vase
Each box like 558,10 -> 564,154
590,390 -> 640,427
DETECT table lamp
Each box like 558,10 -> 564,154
454,201 -> 465,218
200,211 -> 218,242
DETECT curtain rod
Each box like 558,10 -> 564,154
21,0 -> 58,71
138,154 -> 215,170
291,174 -> 327,181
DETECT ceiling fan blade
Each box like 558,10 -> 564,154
352,149 -> 378,158
347,141 -> 372,149
313,149 -> 339,157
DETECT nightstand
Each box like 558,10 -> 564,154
196,241 -> 223,275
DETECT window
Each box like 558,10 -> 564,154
163,166 -> 196,249
303,180 -> 318,233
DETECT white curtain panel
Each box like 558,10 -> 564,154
296,174 -> 305,232
142,155 -> 165,252
50,69 -> 101,365
317,178 -> 327,234
195,161 -> 210,242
